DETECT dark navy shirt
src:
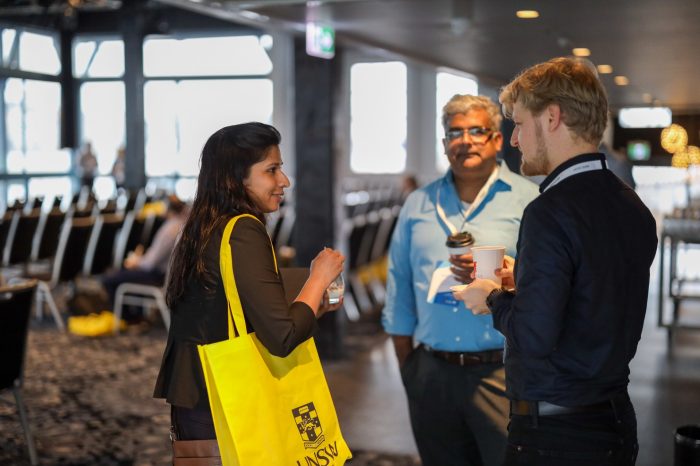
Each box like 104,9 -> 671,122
490,153 -> 657,406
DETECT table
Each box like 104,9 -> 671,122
657,217 -> 700,350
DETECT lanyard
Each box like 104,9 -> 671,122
436,165 -> 499,235
543,160 -> 605,193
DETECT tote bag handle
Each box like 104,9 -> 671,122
220,214 -> 279,340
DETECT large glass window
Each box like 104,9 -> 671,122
79,81 -> 126,175
4,79 -> 66,174
2,28 -> 17,66
143,36 -> 272,77
144,79 -> 273,176
435,71 -> 478,172
143,34 -> 274,179
73,38 -> 124,78
350,61 -> 407,174
0,28 -> 61,74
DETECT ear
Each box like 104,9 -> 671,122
442,137 -> 449,155
492,132 -> 504,152
546,104 -> 563,131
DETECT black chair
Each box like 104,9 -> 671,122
141,213 -> 166,250
0,211 -> 15,260
83,213 -> 124,276
99,199 -> 118,215
3,211 -> 41,268
30,216 -> 95,331
0,280 -> 39,466
122,188 -> 146,214
31,208 -> 67,262
113,211 -> 146,269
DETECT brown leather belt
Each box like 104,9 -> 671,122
422,345 -> 504,366
510,392 -> 630,417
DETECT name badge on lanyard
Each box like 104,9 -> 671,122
543,159 -> 605,192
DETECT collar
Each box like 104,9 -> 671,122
539,153 -> 607,194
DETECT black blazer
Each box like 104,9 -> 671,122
153,215 -> 317,409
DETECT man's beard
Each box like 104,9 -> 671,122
520,121 -> 549,176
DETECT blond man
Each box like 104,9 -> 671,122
454,58 -> 656,465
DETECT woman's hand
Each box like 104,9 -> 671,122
316,292 -> 344,318
309,247 -> 345,289
297,247 -> 345,317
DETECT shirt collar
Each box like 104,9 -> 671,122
539,153 -> 607,194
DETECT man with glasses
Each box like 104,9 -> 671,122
382,94 -> 538,466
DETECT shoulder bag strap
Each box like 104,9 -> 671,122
220,214 -> 279,340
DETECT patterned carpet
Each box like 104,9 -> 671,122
0,323 -> 420,466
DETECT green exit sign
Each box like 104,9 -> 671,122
306,22 -> 335,59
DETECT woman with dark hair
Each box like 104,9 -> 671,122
153,122 -> 345,443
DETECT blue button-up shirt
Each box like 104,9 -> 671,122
382,162 -> 539,352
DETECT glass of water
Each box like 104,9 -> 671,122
326,274 -> 345,305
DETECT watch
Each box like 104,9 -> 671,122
486,287 -> 510,310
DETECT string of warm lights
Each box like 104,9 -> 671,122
661,123 -> 699,168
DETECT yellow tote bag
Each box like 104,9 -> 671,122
198,214 -> 352,466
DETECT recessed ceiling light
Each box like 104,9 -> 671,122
572,48 -> 591,57
614,76 -> 629,86
597,64 -> 613,74
516,10 -> 539,19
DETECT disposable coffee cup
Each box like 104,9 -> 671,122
446,231 -> 474,256
471,246 -> 505,285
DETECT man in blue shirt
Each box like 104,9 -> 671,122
382,94 -> 538,466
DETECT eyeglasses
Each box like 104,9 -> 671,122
445,126 -> 495,144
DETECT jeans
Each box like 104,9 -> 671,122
503,397 -> 638,466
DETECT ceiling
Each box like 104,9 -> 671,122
2,0 -> 699,112
157,0 -> 700,113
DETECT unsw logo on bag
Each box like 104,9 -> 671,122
292,401 -> 343,465
292,402 -> 324,449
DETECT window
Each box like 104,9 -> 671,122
143,36 -> 272,77
73,38 -> 124,78
73,37 -> 126,200
142,34 -> 274,179
144,79 -> 273,176
4,79 -> 65,174
0,29 -> 61,75
79,81 -> 126,175
435,71 -> 478,172
2,28 -> 17,65
618,107 -> 672,128
350,61 -> 407,174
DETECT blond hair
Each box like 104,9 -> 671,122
441,94 -> 502,133
499,57 -> 608,145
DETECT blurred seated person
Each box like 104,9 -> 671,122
102,195 -> 189,321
